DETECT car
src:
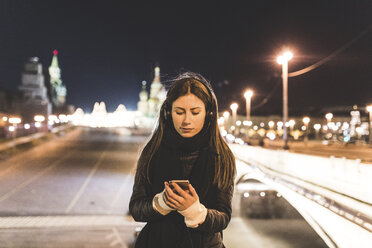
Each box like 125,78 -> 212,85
236,176 -> 285,219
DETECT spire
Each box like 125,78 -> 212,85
51,50 -> 59,68
139,81 -> 148,101
153,66 -> 160,83
49,50 -> 61,85
49,50 -> 67,108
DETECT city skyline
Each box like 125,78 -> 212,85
0,0 -> 371,115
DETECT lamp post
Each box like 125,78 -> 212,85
244,90 -> 253,122
230,103 -> 238,136
325,113 -> 333,141
367,105 -> 372,147
314,124 -> 321,140
277,51 -> 293,149
303,116 -> 310,146
325,113 -> 333,123
244,90 -> 253,142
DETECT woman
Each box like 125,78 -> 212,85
129,72 -> 236,248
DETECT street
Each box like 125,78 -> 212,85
0,127 -> 326,247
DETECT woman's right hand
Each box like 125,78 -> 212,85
162,181 -> 198,211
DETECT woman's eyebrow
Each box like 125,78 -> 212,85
174,107 -> 202,110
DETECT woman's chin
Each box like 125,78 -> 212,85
180,132 -> 196,138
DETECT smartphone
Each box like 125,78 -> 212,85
168,180 -> 190,191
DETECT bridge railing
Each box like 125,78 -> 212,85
229,144 -> 372,206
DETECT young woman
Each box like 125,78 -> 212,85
129,72 -> 236,248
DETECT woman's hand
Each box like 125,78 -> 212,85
163,182 -> 198,211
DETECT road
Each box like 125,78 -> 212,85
0,127 -> 327,247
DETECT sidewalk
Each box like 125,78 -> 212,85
0,124 -> 73,153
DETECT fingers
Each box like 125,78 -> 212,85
188,184 -> 198,198
171,183 -> 190,198
163,190 -> 178,208
164,182 -> 183,203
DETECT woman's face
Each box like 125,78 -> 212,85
171,93 -> 206,138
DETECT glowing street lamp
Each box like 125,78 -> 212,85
314,123 -> 321,140
230,103 -> 238,135
268,121 -> 275,129
277,50 -> 293,149
277,121 -> 283,129
367,105 -> 372,147
303,117 -> 310,125
244,90 -> 253,122
325,112 -> 334,140
303,116 -> 310,145
325,113 -> 333,123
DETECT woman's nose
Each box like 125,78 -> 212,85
182,112 -> 192,125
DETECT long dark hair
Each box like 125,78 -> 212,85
135,72 -> 235,191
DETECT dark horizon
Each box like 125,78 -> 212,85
1,0 -> 372,116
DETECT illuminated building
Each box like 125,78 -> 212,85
137,66 -> 166,118
17,57 -> 52,121
48,50 -> 67,111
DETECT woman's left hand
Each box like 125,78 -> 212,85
163,182 -> 199,211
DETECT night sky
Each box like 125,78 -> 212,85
0,0 -> 371,116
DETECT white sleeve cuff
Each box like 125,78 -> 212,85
152,192 -> 174,215
178,200 -> 207,228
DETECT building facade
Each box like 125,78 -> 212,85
17,57 -> 52,122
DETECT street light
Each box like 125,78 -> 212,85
244,90 -> 253,141
303,116 -> 310,145
367,105 -> 372,147
244,90 -> 253,122
230,103 -> 238,136
325,113 -> 333,123
314,124 -> 321,140
277,50 -> 293,149
325,112 -> 334,141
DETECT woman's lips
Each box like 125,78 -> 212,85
181,128 -> 193,133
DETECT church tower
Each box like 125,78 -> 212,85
48,50 -> 67,110
137,81 -> 149,115
137,66 -> 166,119
149,67 -> 162,99
147,66 -> 166,117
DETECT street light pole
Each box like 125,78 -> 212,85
277,51 -> 293,150
244,90 -> 253,142
244,90 -> 253,122
303,116 -> 310,146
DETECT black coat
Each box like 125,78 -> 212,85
129,172 -> 234,248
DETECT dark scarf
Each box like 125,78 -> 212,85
136,124 -> 217,248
